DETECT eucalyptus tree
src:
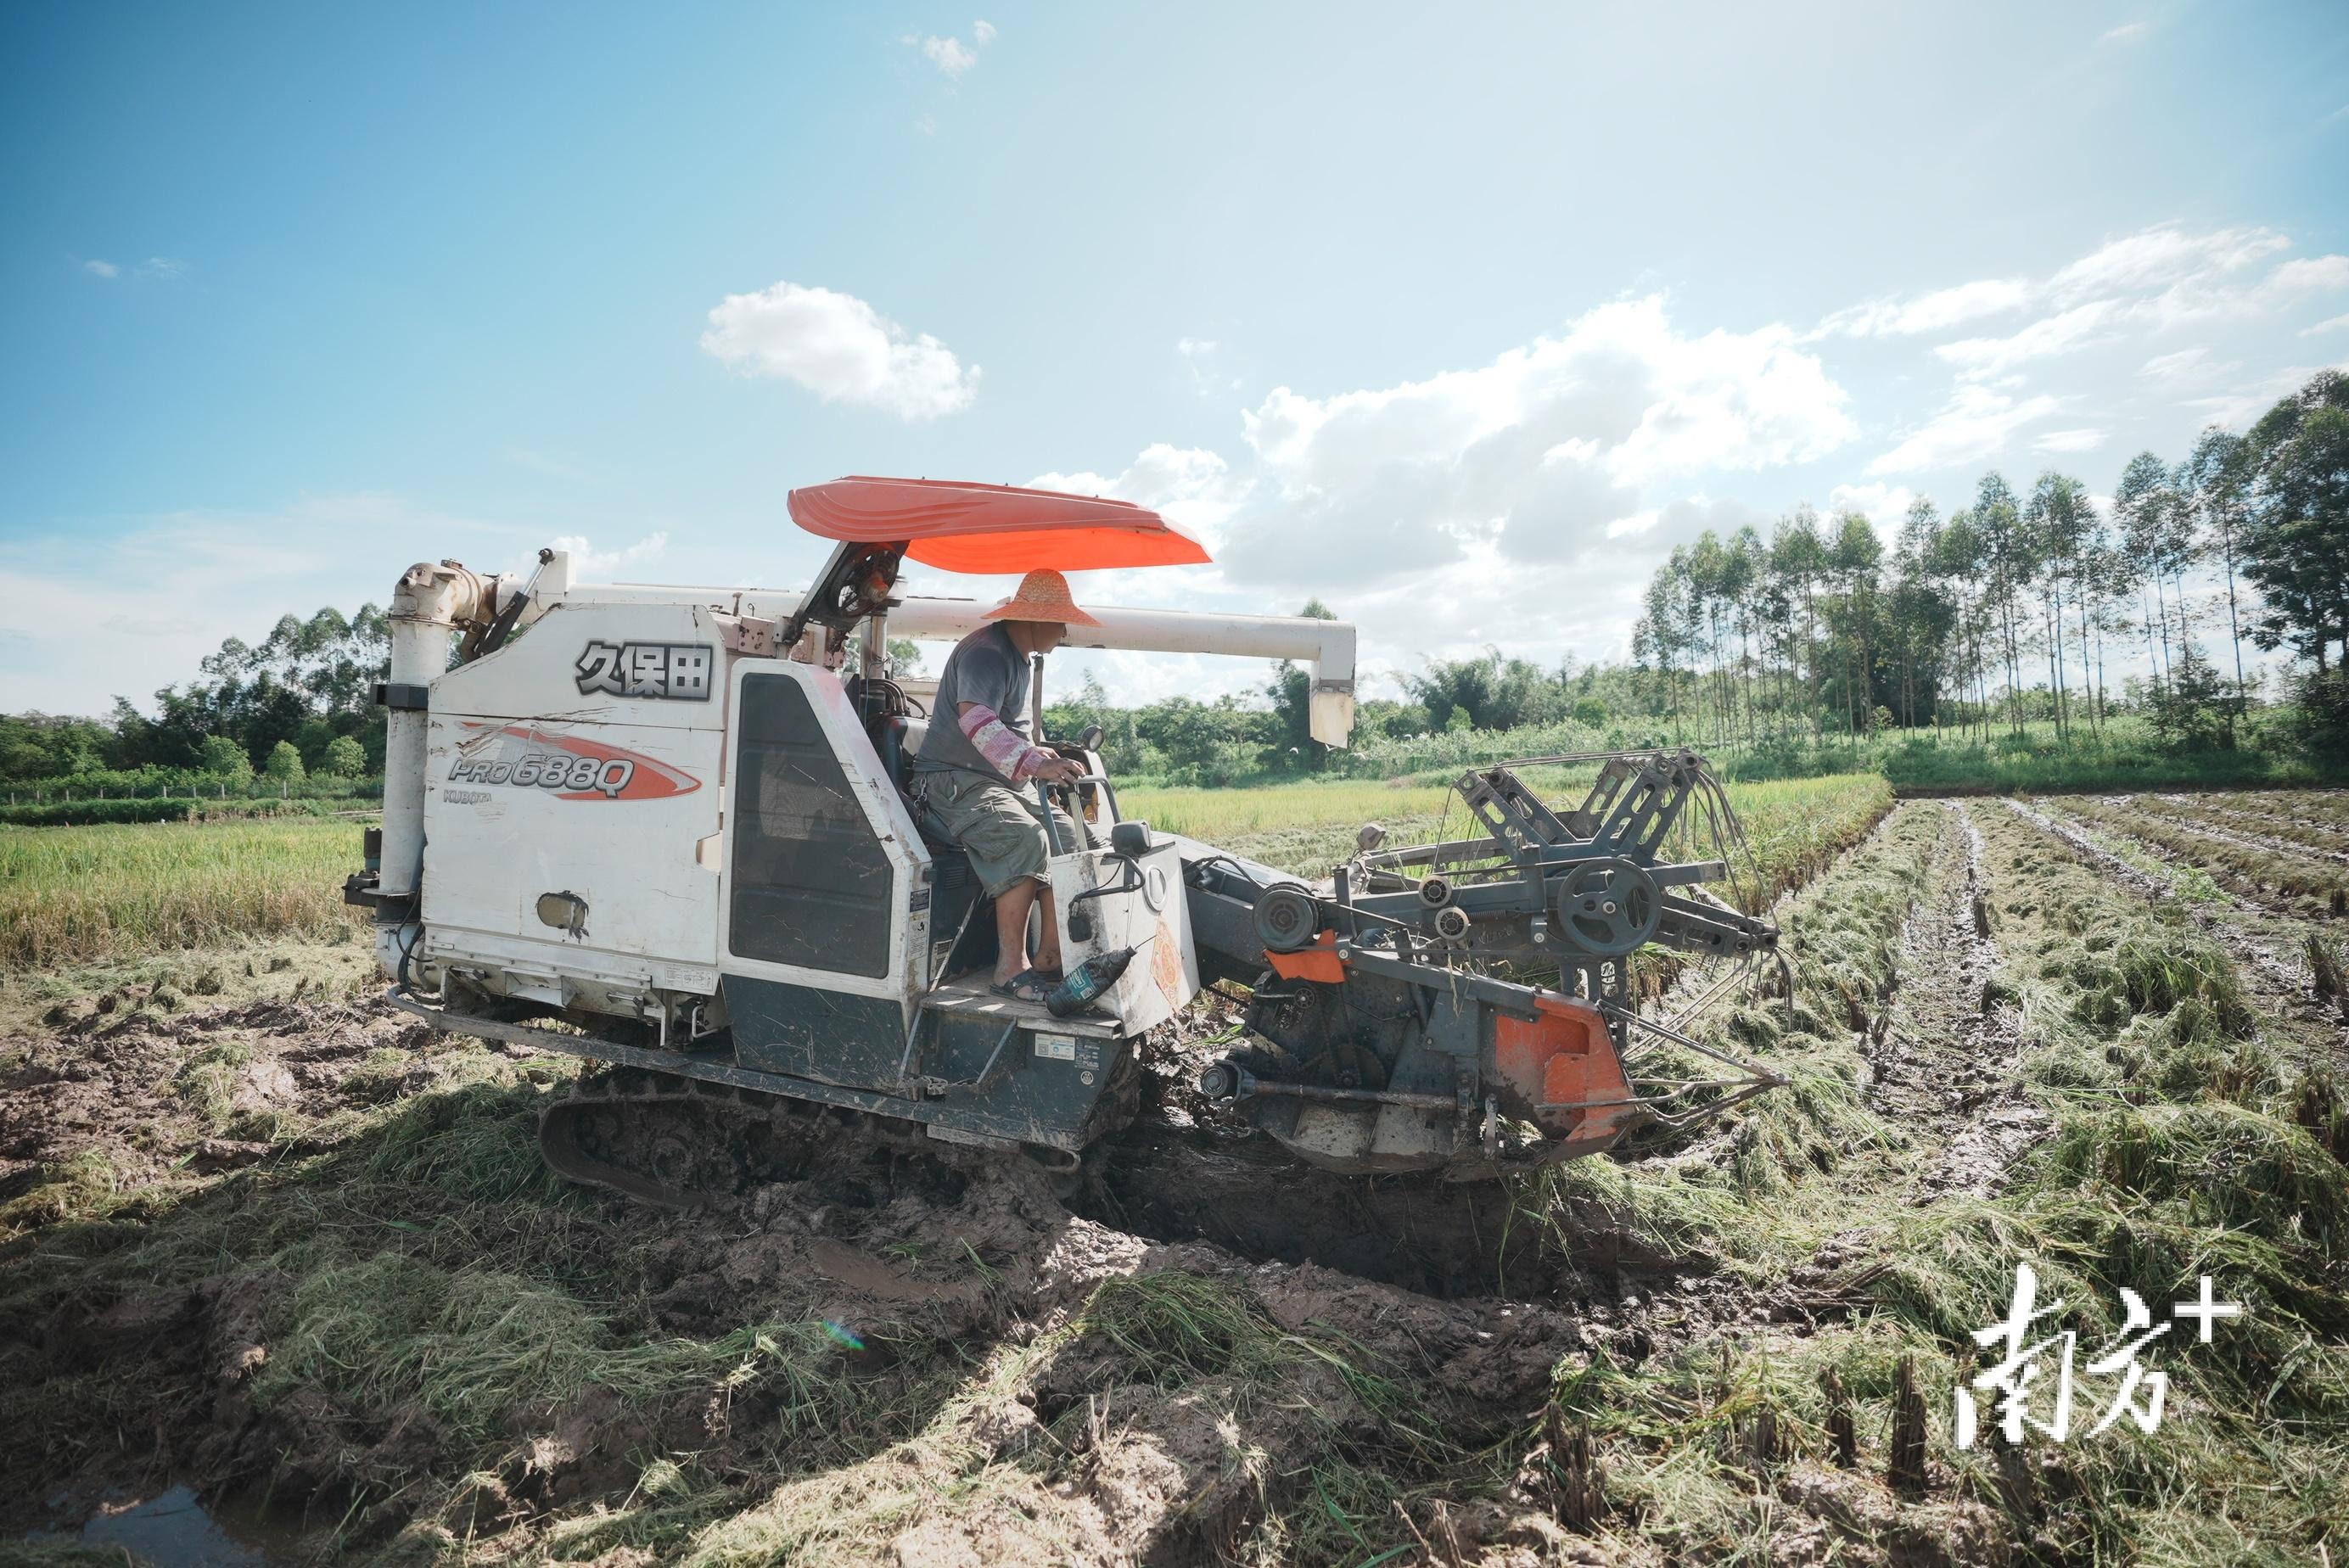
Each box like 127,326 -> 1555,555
2115,451 -> 2196,694
2026,473 -> 2094,740
2180,426 -> 2254,735
1770,506 -> 1829,737
2076,490 -> 2125,732
1685,531 -> 1736,742
1933,507 -> 1992,738
1828,510 -> 1883,734
1726,526 -> 1765,744
1751,525 -> 1799,739
1635,552 -> 1695,738
1972,473 -> 2028,731
1888,498 -> 1956,728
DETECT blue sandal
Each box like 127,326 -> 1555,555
991,970 -> 1052,1004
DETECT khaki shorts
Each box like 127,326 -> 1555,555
913,769 -> 1084,897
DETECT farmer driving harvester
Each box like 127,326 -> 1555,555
910,568 -> 1095,1002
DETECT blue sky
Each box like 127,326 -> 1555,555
4,1 -> 2346,716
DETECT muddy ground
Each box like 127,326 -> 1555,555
3,798 -> 2345,1566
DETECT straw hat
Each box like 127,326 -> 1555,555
980,568 -> 1102,628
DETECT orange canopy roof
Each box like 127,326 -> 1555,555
787,476 -> 1211,574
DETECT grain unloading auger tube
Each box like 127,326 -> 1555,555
348,477 -> 1782,1202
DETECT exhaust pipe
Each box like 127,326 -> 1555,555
378,561 -> 495,904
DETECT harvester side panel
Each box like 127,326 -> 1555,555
422,602 -> 728,975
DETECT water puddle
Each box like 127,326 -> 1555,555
31,1485 -> 306,1567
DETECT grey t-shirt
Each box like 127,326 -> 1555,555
912,623 -> 1033,782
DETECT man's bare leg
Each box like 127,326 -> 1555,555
1034,885 -> 1063,977
993,879 -> 1039,985
990,878 -> 1064,985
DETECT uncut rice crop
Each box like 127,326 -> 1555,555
0,817 -> 367,967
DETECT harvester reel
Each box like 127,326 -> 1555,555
1558,858 -> 1661,956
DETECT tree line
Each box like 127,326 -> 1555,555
2,607 -> 390,784
1630,369 -> 2349,753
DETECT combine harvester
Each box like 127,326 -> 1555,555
349,479 -> 1782,1204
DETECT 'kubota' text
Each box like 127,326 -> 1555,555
575,641 -> 715,701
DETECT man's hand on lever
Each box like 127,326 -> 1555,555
1034,755 -> 1085,786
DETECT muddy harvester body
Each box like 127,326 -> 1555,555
352,479 -> 1781,1203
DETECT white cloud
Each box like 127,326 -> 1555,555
1934,300 -> 2121,378
2032,428 -> 2108,453
1811,277 -> 2031,339
922,36 -> 976,75
2304,312 -> 2349,338
1826,482 -> 1917,527
2049,222 -> 2285,302
1174,337 -> 1239,395
1818,225 -> 2344,374
136,256 -> 188,280
2140,347 -> 2227,382
2185,363 -> 2346,428
1649,494 -> 1774,545
909,21 -> 993,76
2136,251 -> 2349,328
1222,296 -> 1852,585
2267,255 -> 2349,293
82,259 -> 118,278
547,531 -> 670,580
2100,21 -> 2148,42
700,280 -> 979,419
1866,385 -> 2061,475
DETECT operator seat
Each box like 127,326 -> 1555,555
870,714 -> 955,850
868,714 -> 984,962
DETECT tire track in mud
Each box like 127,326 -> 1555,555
1863,803 -> 2043,1204
2006,798 -> 2349,1062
